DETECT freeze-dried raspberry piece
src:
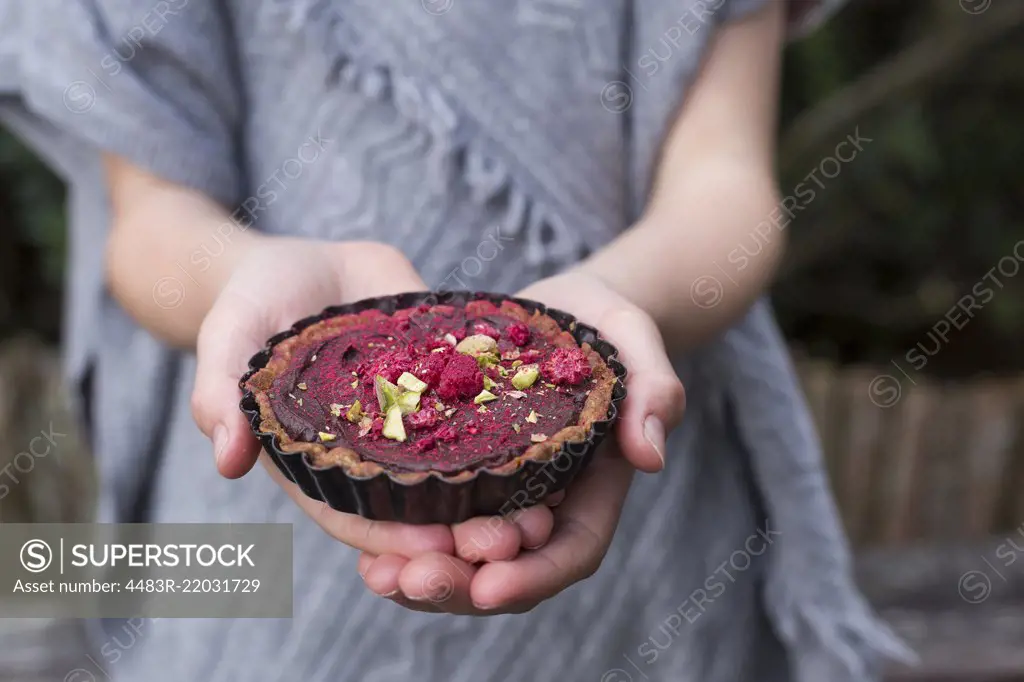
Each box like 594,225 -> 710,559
357,349 -> 414,384
436,353 -> 483,401
412,437 -> 436,453
518,349 -> 543,363
472,322 -> 501,339
416,348 -> 451,388
541,347 -> 592,385
434,425 -> 458,443
506,322 -> 531,347
407,407 -> 441,430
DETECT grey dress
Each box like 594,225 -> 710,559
0,0 -> 907,680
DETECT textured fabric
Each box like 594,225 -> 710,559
0,0 -> 910,679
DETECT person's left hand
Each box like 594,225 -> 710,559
357,271 -> 686,614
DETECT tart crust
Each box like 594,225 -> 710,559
244,300 -> 617,484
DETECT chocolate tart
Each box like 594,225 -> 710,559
239,291 -> 626,524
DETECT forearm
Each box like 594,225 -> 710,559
578,164 -> 781,351
579,0 -> 784,353
103,155 -> 262,349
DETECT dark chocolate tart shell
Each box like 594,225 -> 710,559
238,290 -> 627,525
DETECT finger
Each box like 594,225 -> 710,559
384,592 -> 442,614
192,292 -> 267,479
357,552 -> 376,578
360,553 -> 408,597
597,306 -> 686,473
398,553 -> 479,615
453,516 -> 521,563
470,452 -> 633,610
263,456 -> 455,557
511,504 -> 555,550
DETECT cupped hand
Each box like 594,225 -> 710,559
190,237 -> 464,557
359,271 -> 686,613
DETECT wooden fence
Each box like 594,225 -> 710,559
795,353 -> 1024,548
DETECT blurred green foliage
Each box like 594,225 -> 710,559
0,0 -> 1021,376
0,130 -> 66,340
775,0 -> 1024,378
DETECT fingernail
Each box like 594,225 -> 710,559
213,424 -> 228,466
358,558 -> 375,579
643,416 -> 666,470
382,589 -> 400,598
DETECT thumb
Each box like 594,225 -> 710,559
191,291 -> 266,479
597,307 -> 686,473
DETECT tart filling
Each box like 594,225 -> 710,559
245,299 -> 616,477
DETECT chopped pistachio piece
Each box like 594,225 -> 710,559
397,391 -> 421,414
473,389 -> 498,405
350,379 -> 359,389
477,405 -> 488,413
497,366 -> 510,377
296,398 -> 303,406
511,359 -> 523,368
456,334 -> 498,357
382,405 -> 406,442
329,403 -> 343,417
476,353 -> 500,369
505,390 -> 527,400
545,383 -> 557,389
318,431 -> 336,442
345,400 -> 363,423
512,423 -> 521,433
511,365 -> 540,390
530,433 -> 548,443
444,408 -> 456,418
482,375 -> 498,391
374,375 -> 401,412
297,382 -> 308,391
444,333 -> 458,346
434,402 -> 444,411
526,410 -> 539,424
397,372 -> 428,393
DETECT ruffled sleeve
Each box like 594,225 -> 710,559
4,0 -> 243,206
